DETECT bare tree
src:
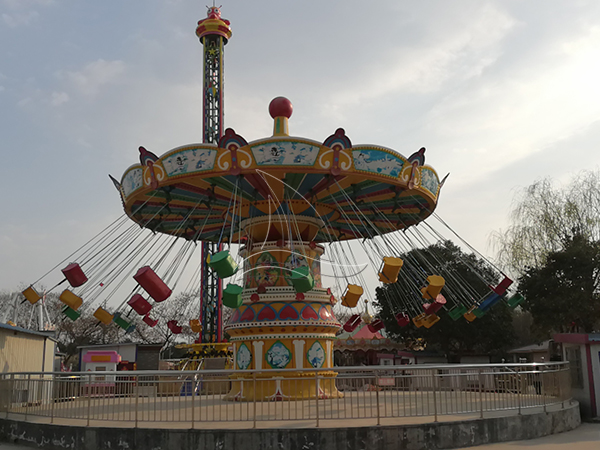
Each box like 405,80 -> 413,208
492,170 -> 600,274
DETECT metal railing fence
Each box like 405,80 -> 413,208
0,362 -> 571,428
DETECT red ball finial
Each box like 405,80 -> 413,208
269,97 -> 293,119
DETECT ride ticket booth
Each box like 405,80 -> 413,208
553,333 -> 600,419
82,350 -> 121,396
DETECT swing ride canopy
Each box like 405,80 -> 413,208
116,98 -> 443,244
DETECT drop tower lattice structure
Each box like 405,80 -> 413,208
195,6 -> 232,343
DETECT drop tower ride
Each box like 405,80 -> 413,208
195,7 -> 232,343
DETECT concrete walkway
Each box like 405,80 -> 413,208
463,422 -> 600,449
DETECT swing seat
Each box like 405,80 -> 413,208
492,276 -> 513,296
507,293 -> 524,308
113,313 -> 132,331
423,314 -> 441,329
223,283 -> 244,308
421,275 -> 445,300
167,320 -> 183,334
190,319 -> 202,333
59,290 -> 83,311
61,262 -> 88,288
423,294 -> 446,315
412,313 -> 427,328
291,266 -> 314,293
463,307 -> 477,322
128,294 -> 152,315
378,257 -> 403,284
341,284 -> 363,308
94,307 -> 114,325
143,314 -> 158,327
367,318 -> 385,333
448,305 -> 468,321
343,314 -> 362,332
61,305 -> 81,321
134,266 -> 172,302
125,324 -> 136,334
472,308 -> 486,318
208,250 -> 239,278
395,312 -> 410,327
22,286 -> 41,305
479,292 -> 502,312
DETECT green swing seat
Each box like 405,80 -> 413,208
223,283 -> 244,308
291,266 -> 314,293
61,305 -> 81,321
208,250 -> 239,279
506,293 -> 524,308
447,305 -> 468,321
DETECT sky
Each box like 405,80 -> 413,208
2,0 -> 600,293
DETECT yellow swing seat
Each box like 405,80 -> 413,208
341,284 -> 363,308
378,257 -> 404,284
421,275 -> 445,300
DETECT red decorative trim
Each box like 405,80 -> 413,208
553,333 -> 590,344
585,343 -> 597,417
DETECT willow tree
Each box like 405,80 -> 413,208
493,171 -> 600,274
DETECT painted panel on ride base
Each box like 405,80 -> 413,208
236,343 -> 252,370
162,148 -> 217,176
420,167 -> 440,195
122,168 -> 143,197
251,140 -> 319,166
352,148 -> 405,178
307,341 -> 325,368
266,341 -> 291,369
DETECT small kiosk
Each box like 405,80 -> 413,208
553,333 -> 600,419
82,350 -> 121,396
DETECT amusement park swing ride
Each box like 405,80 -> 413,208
17,7 -> 524,400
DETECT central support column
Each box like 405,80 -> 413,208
224,217 -> 342,401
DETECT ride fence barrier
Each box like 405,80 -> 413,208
0,363 -> 572,428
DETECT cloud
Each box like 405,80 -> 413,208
1,0 -> 54,8
2,10 -> 39,27
317,4 -> 517,110
50,91 -> 69,105
63,59 -> 126,96
17,97 -> 32,107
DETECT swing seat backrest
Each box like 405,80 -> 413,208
506,293 -> 524,308
94,307 -> 114,325
448,305 -> 468,321
62,262 -> 88,288
378,257 -> 404,284
421,275 -> 445,300
367,319 -> 385,333
341,284 -> 363,308
22,286 -> 41,305
59,289 -> 83,311
423,314 -> 440,328
343,314 -> 362,332
492,276 -> 513,296
208,250 -> 239,279
291,266 -> 314,293
61,305 -> 81,321
189,319 -> 202,333
395,312 -> 410,327
412,313 -> 426,328
223,283 -> 244,308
